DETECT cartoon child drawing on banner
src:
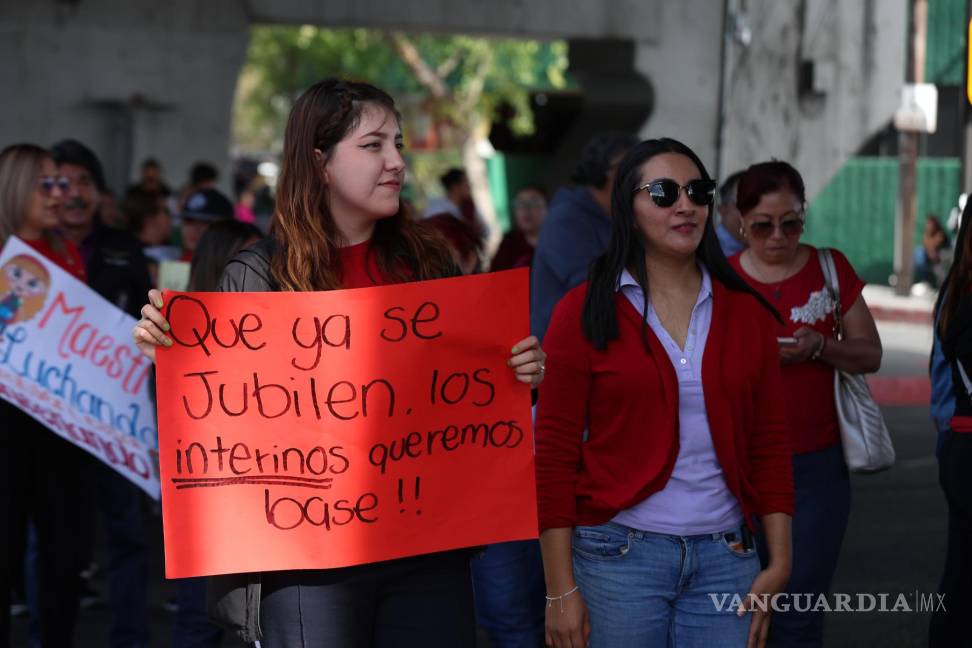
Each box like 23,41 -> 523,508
0,254 -> 51,336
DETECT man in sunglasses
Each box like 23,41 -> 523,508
530,132 -> 639,341
50,139 -> 152,648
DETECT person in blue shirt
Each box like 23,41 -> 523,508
530,132 -> 639,341
716,170 -> 747,257
930,199 -> 972,647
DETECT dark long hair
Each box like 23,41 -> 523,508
735,160 -> 806,214
189,221 -> 264,292
582,138 -> 779,350
937,199 -> 972,340
270,78 -> 456,291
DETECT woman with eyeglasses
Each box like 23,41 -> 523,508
491,185 -> 548,272
728,160 -> 882,647
1,143 -> 87,647
0,145 -> 85,281
536,138 -> 793,648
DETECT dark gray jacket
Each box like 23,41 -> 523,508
206,238 -> 276,642
529,186 -> 611,341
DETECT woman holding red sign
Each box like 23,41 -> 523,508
132,79 -> 546,647
535,139 -> 794,648
1,143 -> 87,647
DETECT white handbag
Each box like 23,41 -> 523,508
817,249 -> 895,473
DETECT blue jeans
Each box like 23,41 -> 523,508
172,578 -> 223,648
572,522 -> 760,648
470,540 -> 545,648
757,443 -> 849,648
95,461 -> 150,648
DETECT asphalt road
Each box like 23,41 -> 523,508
823,405 -> 944,647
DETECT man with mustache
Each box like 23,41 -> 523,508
50,139 -> 152,648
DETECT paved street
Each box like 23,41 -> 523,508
823,313 -> 944,647
11,308 -> 946,648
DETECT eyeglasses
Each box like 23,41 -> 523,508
633,179 -> 716,208
513,197 -> 546,210
748,218 -> 805,239
37,176 -> 71,195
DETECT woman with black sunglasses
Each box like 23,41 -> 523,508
536,138 -> 794,648
728,160 -> 881,647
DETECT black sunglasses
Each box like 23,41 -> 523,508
633,178 -> 717,208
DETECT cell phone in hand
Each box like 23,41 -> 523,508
777,337 -> 799,348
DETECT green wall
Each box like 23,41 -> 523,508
926,0 -> 966,84
487,153 -> 551,233
804,157 -> 960,284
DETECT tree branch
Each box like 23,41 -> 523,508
436,52 -> 461,79
385,31 -> 450,100
457,54 -> 492,115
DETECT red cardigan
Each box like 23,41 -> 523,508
535,279 -> 794,532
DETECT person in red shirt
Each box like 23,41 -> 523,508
0,143 -> 86,647
728,160 -> 882,647
491,185 -> 548,272
536,138 -> 793,648
930,199 -> 972,646
131,78 -> 547,648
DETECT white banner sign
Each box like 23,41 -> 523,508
0,237 -> 160,499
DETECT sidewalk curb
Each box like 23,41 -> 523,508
868,305 -> 932,326
868,375 -> 930,406
862,285 -> 934,326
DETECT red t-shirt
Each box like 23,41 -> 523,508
339,239 -> 385,288
729,246 -> 865,454
24,235 -> 87,282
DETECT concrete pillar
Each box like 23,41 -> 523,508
543,38 -> 653,188
718,0 -> 905,198
0,0 -> 249,197
632,0 -> 725,175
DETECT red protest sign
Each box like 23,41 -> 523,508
155,269 -> 536,578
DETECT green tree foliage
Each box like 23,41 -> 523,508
233,26 -> 568,152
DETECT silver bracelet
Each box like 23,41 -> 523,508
545,585 -> 580,614
811,335 -> 828,361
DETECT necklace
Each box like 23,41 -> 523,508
745,253 -> 792,300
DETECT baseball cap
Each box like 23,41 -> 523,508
181,188 -> 234,223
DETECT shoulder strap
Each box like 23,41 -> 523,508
958,359 -> 972,397
816,248 -> 840,299
816,247 -> 844,338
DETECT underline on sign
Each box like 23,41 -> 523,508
171,476 -> 334,490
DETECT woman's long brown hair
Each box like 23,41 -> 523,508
0,143 -> 70,259
0,144 -> 49,246
270,78 -> 456,291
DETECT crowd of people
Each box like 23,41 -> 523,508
0,74 -> 969,648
